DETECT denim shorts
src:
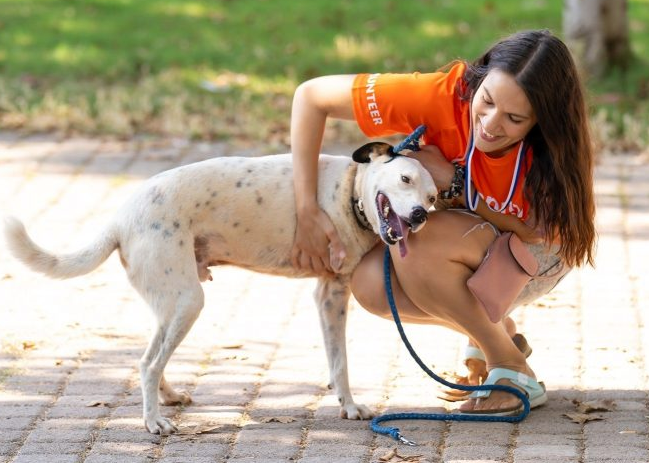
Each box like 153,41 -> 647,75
513,241 -> 570,308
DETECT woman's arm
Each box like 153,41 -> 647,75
290,75 -> 357,274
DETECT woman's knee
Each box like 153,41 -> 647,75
350,246 -> 391,318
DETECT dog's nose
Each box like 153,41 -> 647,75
410,206 -> 427,225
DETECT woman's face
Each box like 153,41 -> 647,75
471,69 -> 537,157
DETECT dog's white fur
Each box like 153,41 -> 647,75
4,143 -> 437,434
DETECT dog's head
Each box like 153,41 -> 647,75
352,142 -> 437,258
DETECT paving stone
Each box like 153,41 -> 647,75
12,454 -> 79,463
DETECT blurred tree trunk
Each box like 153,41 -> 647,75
563,0 -> 631,76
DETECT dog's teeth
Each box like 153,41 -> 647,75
383,205 -> 390,218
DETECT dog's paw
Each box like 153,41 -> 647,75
145,415 -> 178,435
339,403 -> 374,420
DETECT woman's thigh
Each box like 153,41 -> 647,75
351,210 -> 498,322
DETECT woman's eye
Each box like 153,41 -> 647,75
482,96 -> 493,105
401,175 -> 411,184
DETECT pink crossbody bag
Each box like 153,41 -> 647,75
466,232 -> 538,323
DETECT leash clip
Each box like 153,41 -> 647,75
397,433 -> 417,446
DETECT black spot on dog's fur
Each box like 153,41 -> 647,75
150,222 -> 162,230
335,181 -> 340,191
211,191 -> 217,198
195,202 -> 200,208
247,168 -> 254,173
204,200 -> 211,206
236,180 -> 243,188
233,222 -> 239,228
163,230 -> 173,238
178,240 -> 184,247
151,192 -> 165,205
173,221 -> 180,229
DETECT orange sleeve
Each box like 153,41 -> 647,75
351,62 -> 467,143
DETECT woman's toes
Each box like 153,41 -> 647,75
472,389 -> 521,412
458,398 -> 477,412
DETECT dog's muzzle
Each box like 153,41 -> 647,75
410,206 -> 427,226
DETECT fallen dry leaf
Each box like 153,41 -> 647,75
221,344 -> 243,349
22,341 -> 37,350
379,448 -> 398,461
177,424 -> 223,435
86,401 -> 111,408
378,447 -> 424,462
563,412 -> 605,424
572,399 -> 616,414
259,416 -> 297,424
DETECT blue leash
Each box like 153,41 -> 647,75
369,126 -> 531,445
392,124 -> 427,154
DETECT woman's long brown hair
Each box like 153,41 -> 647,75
459,29 -> 596,267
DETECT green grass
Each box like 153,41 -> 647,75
0,0 -> 647,151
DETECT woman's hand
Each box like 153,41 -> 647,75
291,205 -> 346,275
415,145 -> 456,190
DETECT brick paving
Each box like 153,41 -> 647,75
0,132 -> 648,462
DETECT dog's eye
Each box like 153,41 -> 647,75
429,195 -> 436,204
401,175 -> 411,184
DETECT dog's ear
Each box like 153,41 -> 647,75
352,142 -> 394,163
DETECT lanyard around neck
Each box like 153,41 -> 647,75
464,118 -> 526,213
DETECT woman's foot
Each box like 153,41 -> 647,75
438,333 -> 532,403
459,333 -> 531,386
458,364 -> 546,414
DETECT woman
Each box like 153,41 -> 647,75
290,29 -> 596,415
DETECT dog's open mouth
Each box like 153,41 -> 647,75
375,192 -> 410,258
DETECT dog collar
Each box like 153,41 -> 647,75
351,197 -> 373,231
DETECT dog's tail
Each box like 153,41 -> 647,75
4,216 -> 119,279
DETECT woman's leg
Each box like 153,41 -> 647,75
351,210 -> 532,412
464,316 -> 521,385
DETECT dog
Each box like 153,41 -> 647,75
4,142 -> 437,434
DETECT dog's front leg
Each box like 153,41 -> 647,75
315,276 -> 373,420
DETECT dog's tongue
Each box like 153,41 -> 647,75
388,212 -> 410,258
398,224 -> 410,258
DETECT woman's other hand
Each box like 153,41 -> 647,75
291,205 -> 346,275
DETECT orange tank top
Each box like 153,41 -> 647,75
351,62 -> 533,219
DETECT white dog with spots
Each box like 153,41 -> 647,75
4,142 -> 437,435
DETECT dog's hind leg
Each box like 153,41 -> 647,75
315,277 -> 373,420
135,273 -> 205,435
159,374 -> 191,406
